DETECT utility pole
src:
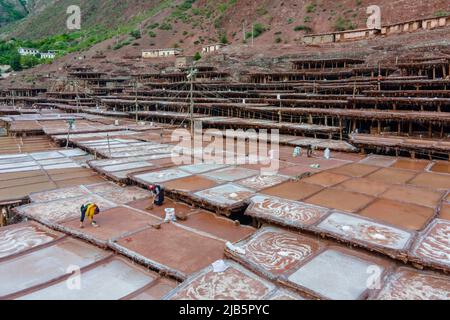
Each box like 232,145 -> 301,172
252,23 -> 254,47
189,69 -> 195,138
135,80 -> 139,123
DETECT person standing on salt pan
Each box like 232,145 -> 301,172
146,184 -> 165,210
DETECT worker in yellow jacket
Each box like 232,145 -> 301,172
79,203 -> 100,228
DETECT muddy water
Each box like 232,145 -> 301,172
430,161 -> 450,174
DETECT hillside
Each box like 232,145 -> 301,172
1,0 -> 449,42
0,0 -> 448,82
0,0 -> 29,26
0,0 -> 51,27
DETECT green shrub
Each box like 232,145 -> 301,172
435,10 -> 450,17
220,34 -> 229,44
294,25 -> 312,32
130,30 -> 141,39
9,52 -> 21,71
334,16 -> 356,31
306,3 -> 316,13
256,6 -> 268,16
148,22 -> 159,29
194,52 -> 201,61
245,23 -> 267,39
159,22 -> 173,30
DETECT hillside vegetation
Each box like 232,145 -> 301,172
0,0 -> 448,70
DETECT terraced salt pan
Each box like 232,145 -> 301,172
42,163 -> 81,170
202,167 -> 259,182
58,149 -> 88,157
30,151 -> 65,160
228,227 -> 320,279
237,174 -> 290,191
287,249 -> 385,300
317,212 -> 413,251
18,259 -> 156,300
101,162 -> 154,172
0,166 -> 41,173
359,155 -> 397,167
374,268 -> 450,300
85,182 -> 151,204
246,195 -> 328,227
16,194 -> 117,223
178,163 -> 229,174
164,260 -> 276,300
0,156 -> 33,165
194,183 -> 255,206
0,150 -> 85,174
411,219 -> 450,270
267,289 -> 305,300
0,223 -> 57,259
0,239 -> 109,297
134,169 -> 192,184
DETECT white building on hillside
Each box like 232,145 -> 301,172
18,48 -> 57,59
18,48 -> 40,56
142,48 -> 183,58
202,43 -> 226,55
40,51 -> 57,59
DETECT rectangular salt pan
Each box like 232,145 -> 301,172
18,259 -> 155,300
288,249 -> 383,300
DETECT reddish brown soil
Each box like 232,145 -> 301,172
127,198 -> 197,219
329,163 -> 380,178
305,188 -> 375,213
430,161 -> 450,174
163,175 -> 218,193
181,210 -> 255,242
359,199 -> 435,231
261,180 -> 323,201
115,223 -> 226,276
409,173 -> 450,190
62,206 -> 159,241
128,278 -> 179,300
302,172 -> 350,187
380,186 -> 445,209
439,203 -> 450,221
334,178 -> 391,196
366,168 -> 418,185
392,159 -> 431,171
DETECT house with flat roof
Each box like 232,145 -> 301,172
142,48 -> 183,59
202,43 -> 226,55
18,48 -> 40,56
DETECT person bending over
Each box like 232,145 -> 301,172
80,203 -> 100,228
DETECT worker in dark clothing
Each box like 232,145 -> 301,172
146,184 -> 165,210
307,145 -> 314,158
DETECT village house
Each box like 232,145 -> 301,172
142,48 -> 183,59
18,48 -> 40,56
202,43 -> 226,55
175,56 -> 194,68
18,48 -> 57,59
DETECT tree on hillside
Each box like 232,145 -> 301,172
9,52 -> 21,71
194,52 -> 202,61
